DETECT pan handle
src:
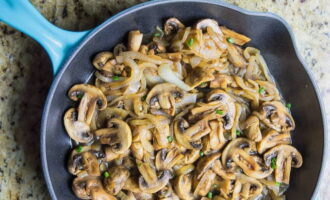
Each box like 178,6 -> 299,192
0,0 -> 90,74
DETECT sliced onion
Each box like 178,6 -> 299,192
144,69 -> 164,86
124,81 -> 141,95
158,64 -> 192,91
175,94 -> 197,109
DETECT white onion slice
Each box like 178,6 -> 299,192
158,64 -> 192,91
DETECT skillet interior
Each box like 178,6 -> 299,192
41,0 -> 325,199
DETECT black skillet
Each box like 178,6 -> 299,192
0,0 -> 327,199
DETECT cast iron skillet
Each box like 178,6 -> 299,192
0,0 -> 327,199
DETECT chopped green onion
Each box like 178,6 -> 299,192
200,82 -> 208,87
75,145 -> 83,153
76,94 -> 83,99
153,32 -> 161,37
187,38 -> 194,47
215,110 -> 224,115
207,192 -> 213,199
236,130 -> 241,136
199,151 -> 204,157
103,171 -> 110,178
258,87 -> 265,94
286,103 -> 292,109
275,182 -> 281,186
112,76 -> 120,81
271,157 -> 277,169
167,136 -> 173,143
226,37 -> 235,44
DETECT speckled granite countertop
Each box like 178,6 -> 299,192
0,0 -> 329,199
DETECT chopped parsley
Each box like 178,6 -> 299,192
167,136 -> 173,143
236,130 -> 241,136
103,171 -> 110,178
226,37 -> 235,44
286,103 -> 292,109
187,38 -> 194,47
75,145 -> 83,153
199,151 -> 204,157
258,87 -> 265,94
207,192 -> 213,199
112,76 -> 120,81
215,110 -> 224,115
271,157 -> 277,169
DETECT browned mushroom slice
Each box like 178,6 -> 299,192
155,149 -> 184,170
212,160 -> 235,180
210,74 -> 237,89
183,149 -> 201,164
173,119 -> 202,150
64,108 -> 93,143
207,89 -> 236,130
184,67 -> 215,89
137,160 -> 171,193
96,108 -> 129,128
123,177 -> 142,193
146,83 -> 185,116
94,118 -> 132,154
158,184 -> 180,200
264,145 -> 303,184
244,115 -> 262,142
183,115 -> 215,141
220,26 -> 251,46
92,51 -> 117,72
209,120 -> 227,151
173,174 -> 194,200
254,101 -> 295,132
103,166 -> 130,195
227,43 -> 247,68
72,176 -> 116,200
257,130 -> 291,154
195,153 -> 221,179
221,138 -> 256,170
195,19 -> 226,50
193,169 -> 216,196
231,174 -> 263,199
68,151 -> 100,177
68,84 -> 107,124
232,148 -> 273,179
164,18 -> 185,35
128,30 -> 143,52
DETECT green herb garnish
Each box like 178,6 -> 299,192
199,151 -> 204,157
207,192 -> 213,199
226,37 -> 235,44
76,93 -> 83,99
236,130 -> 241,136
187,38 -> 194,47
167,136 -> 173,143
103,171 -> 110,178
215,110 -> 224,115
271,157 -> 277,169
258,87 -> 265,94
75,145 -> 83,153
112,76 -> 120,81
286,103 -> 292,109
153,32 -> 161,37
200,82 -> 208,87
275,182 -> 281,186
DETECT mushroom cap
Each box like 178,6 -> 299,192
103,166 -> 130,195
68,151 -> 100,177
68,84 -> 107,110
64,108 -> 93,143
207,89 -> 236,130
195,19 -> 222,35
244,115 -> 262,142
164,18 -> 185,35
193,169 -> 216,196
72,176 -> 101,200
90,186 -> 117,200
92,51 -> 113,71
173,119 -> 203,150
195,153 -> 221,179
155,148 -> 184,171
128,30 -> 143,52
96,108 -> 129,128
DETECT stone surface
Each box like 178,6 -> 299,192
0,0 -> 328,199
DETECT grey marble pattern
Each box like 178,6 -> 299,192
0,0 -> 328,199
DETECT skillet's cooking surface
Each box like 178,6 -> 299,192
41,1 -> 325,199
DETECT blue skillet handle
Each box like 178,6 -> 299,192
0,0 -> 90,74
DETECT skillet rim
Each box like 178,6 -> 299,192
40,0 -> 328,199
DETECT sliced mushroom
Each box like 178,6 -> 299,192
264,145 -> 303,184
164,18 -> 185,35
227,43 -> 247,68
146,83 -> 185,116
123,177 -> 142,193
195,153 -> 221,179
94,118 -> 132,154
155,149 -> 184,171
128,30 -> 143,52
212,160 -> 235,180
68,151 -> 100,177
231,174 -> 263,199
209,120 -> 227,151
174,119 -> 202,150
92,51 -> 117,72
72,176 -> 115,200
103,166 -> 130,195
210,74 -> 237,89
254,101 -> 295,132
96,108 -> 129,128
193,169 -> 216,196
184,67 -> 215,88
158,184 -> 180,200
195,19 -> 223,36
257,130 -> 291,154
68,84 -> 107,123
64,108 -> 93,143
244,115 -> 262,142
137,160 -> 171,193
183,149 -> 201,164
173,174 -> 194,200
207,89 -> 236,130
